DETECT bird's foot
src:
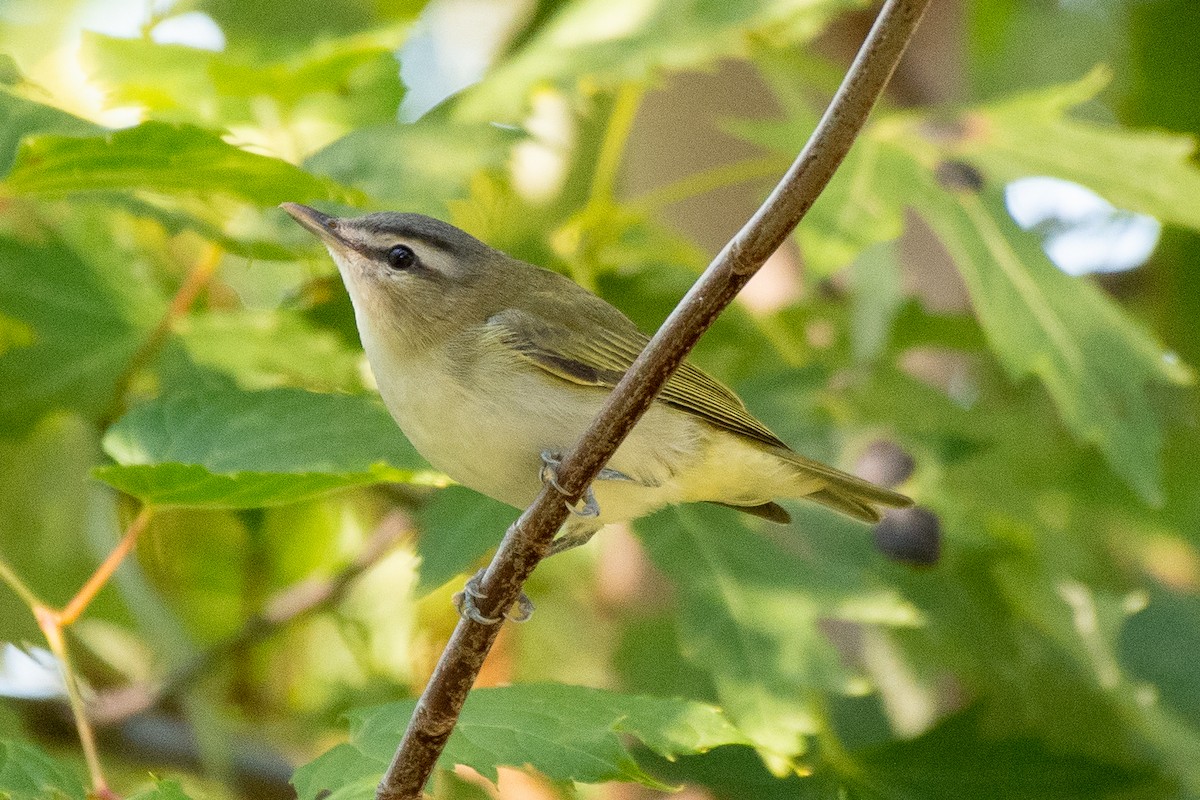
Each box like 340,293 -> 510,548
452,569 -> 535,625
539,450 -> 635,518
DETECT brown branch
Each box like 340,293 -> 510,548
89,512 -> 411,727
376,1 -> 932,797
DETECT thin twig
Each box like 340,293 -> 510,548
1,506 -> 154,799
89,512 -> 411,727
58,506 -> 154,627
34,606 -> 117,799
100,243 -> 223,427
376,2 -> 932,797
0,554 -> 42,610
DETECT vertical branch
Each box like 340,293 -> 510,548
590,83 -> 645,204
0,506 -> 153,799
375,1 -> 933,798
35,607 -> 116,800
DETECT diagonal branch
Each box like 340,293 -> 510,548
376,1 -> 932,797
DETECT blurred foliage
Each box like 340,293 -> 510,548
0,0 -> 1197,798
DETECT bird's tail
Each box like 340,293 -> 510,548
778,449 -> 913,523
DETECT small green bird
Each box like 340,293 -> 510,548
282,203 -> 912,560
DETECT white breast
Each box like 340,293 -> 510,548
361,328 -> 711,522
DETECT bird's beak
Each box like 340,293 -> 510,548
280,203 -> 350,248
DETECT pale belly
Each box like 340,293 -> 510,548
368,350 -> 721,523
364,346 -> 805,527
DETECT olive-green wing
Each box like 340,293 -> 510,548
485,303 -> 913,524
484,307 -> 789,450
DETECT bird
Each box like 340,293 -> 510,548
281,203 -> 912,609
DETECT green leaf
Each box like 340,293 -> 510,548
0,235 -> 160,434
737,69 -> 1195,500
306,118 -> 522,215
797,138 -> 907,277
551,200 -> 710,290
956,66 -> 1200,232
657,707 -> 1169,800
93,193 -> 299,260
455,0 -> 867,119
966,2 -> 1126,102
0,738 -> 86,800
644,739 -> 816,800
909,177 -> 1189,503
415,486 -> 515,595
96,387 -> 445,507
5,121 -> 360,206
996,574 -> 1200,795
0,89 -> 98,177
856,708 -> 1168,800
293,684 -> 749,798
210,34 -> 405,119
198,0 -> 420,55
292,743 -> 381,800
635,505 -> 921,771
83,31 -> 405,132
175,309 -> 365,392
0,312 -> 34,358
82,35 -> 214,121
1121,586 -> 1200,729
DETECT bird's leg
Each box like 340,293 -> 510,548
539,450 -> 633,518
455,453 -> 632,624
452,569 -> 535,625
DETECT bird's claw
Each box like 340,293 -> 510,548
539,450 -> 600,517
540,451 -> 634,518
452,569 -> 535,625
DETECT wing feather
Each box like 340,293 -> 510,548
487,307 -> 788,449
484,291 -> 912,521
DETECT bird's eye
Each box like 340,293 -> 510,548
386,244 -> 416,271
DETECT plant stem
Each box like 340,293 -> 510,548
35,606 -> 115,799
58,505 -> 153,626
590,83 -> 644,204
374,2 -> 933,797
0,554 -> 42,609
1,506 -> 153,799
570,83 -> 647,291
